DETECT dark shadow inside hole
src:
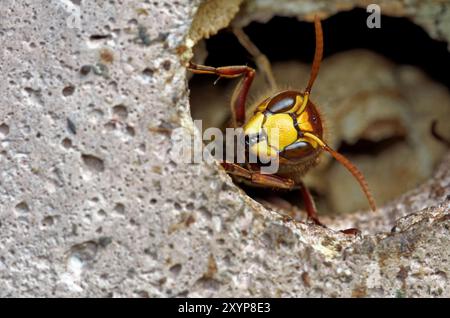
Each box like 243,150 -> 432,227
189,8 -> 450,216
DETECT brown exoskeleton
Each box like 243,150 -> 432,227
188,16 -> 376,229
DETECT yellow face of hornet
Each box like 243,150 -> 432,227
243,90 -> 324,163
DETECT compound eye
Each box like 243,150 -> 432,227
280,141 -> 314,159
267,92 -> 297,114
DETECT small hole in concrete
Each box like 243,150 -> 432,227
169,263 -> 182,276
104,121 -> 116,131
112,104 -> 128,120
81,154 -> 105,173
67,118 -> 77,134
80,65 -> 92,76
89,34 -> 112,41
69,0 -> 81,6
199,206 -> 212,220
15,201 -> 30,213
162,60 -> 171,71
67,241 -> 98,272
62,137 -> 72,148
113,203 -> 125,214
142,67 -> 154,78
42,216 -> 54,227
97,209 -> 107,219
98,236 -> 112,248
0,123 -> 10,138
174,202 -> 182,210
126,125 -> 135,136
135,290 -> 150,298
127,268 -> 136,278
62,85 -> 75,96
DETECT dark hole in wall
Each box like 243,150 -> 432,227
189,8 -> 450,216
202,8 -> 450,89
191,8 -> 449,158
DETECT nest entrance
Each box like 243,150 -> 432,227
188,8 -> 450,218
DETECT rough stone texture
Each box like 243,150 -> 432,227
0,0 -> 448,297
